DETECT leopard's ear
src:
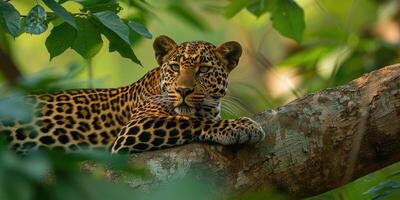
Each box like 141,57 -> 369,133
216,41 -> 242,72
153,35 -> 177,65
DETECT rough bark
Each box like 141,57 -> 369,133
126,64 -> 400,198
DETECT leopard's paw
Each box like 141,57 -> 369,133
236,117 -> 265,144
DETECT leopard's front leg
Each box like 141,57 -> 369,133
111,115 -> 265,154
198,117 -> 265,145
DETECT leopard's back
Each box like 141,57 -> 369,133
0,68 -> 161,154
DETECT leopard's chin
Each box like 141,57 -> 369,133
174,104 -> 195,116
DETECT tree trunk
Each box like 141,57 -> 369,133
126,64 -> 400,198
0,41 -> 22,85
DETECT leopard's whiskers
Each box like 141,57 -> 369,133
221,95 -> 251,115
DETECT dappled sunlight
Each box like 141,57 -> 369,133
264,67 -> 301,102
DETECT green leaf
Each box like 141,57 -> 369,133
94,11 -> 130,44
365,180 -> 400,200
125,14 -> 148,45
224,0 -> 249,19
24,5 -> 48,34
43,0 -> 76,29
127,21 -> 152,39
71,17 -> 103,59
96,21 -> 141,65
365,180 -> 400,195
77,0 -> 121,13
246,0 -> 275,17
370,189 -> 400,200
105,31 -> 142,65
168,3 -> 208,31
390,170 -> 400,178
45,23 -> 77,60
271,0 -> 305,43
0,1 -> 21,36
2,172 -> 34,200
58,0 -> 69,4
75,0 -> 115,7
51,175 -> 138,200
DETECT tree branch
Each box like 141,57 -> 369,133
0,37 -> 22,85
126,64 -> 400,198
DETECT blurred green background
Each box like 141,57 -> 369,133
0,0 -> 400,199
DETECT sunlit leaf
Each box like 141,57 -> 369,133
71,17 -> 103,59
24,5 -> 48,34
0,1 -> 21,36
94,11 -> 130,44
45,23 -> 77,60
43,0 -> 76,29
271,0 -> 305,43
127,21 -> 152,39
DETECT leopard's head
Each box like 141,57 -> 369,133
153,35 -> 242,117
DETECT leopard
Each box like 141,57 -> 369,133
0,35 -> 265,154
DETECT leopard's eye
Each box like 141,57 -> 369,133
170,64 -> 180,72
199,65 -> 211,73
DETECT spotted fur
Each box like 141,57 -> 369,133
0,35 -> 265,154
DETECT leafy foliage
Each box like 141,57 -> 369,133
224,0 -> 305,43
0,1 -> 20,36
94,11 -> 131,45
127,21 -> 152,39
270,0 -> 304,43
365,180 -> 400,200
246,0 -> 273,17
42,0 -> 76,29
96,19 -> 141,64
0,146 -> 145,200
45,22 -> 77,60
24,5 -> 48,35
223,0 -> 250,19
71,17 -> 103,59
363,171 -> 400,200
0,0 -> 151,64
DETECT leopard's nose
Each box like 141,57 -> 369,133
176,87 -> 194,97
